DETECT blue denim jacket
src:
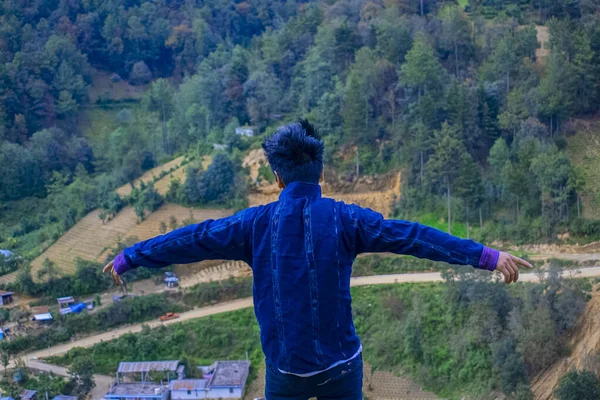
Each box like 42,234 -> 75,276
116,182 -> 498,375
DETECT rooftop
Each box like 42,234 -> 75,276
20,389 -> 36,400
106,382 -> 169,398
31,306 -> 50,314
57,296 -> 74,305
208,360 -> 250,388
170,379 -> 207,391
53,396 -> 78,400
0,291 -> 13,297
33,313 -> 53,321
118,360 -> 179,373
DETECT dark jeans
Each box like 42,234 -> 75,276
265,354 -> 363,400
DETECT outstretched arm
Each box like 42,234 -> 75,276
349,206 -> 532,283
103,208 -> 256,284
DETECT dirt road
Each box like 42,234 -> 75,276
22,267 -> 600,360
26,361 -> 112,400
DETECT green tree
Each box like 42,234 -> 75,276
499,88 -> 529,140
38,258 -> 61,282
554,370 -> 600,400
536,52 -> 575,134
438,5 -> 472,77
68,355 -> 95,396
426,122 -> 469,233
56,90 -> 78,118
1,351 -> 10,377
144,79 -> 175,154
401,33 -> 445,99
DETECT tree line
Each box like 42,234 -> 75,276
2,0 -> 600,248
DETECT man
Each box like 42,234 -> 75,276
104,119 -> 532,400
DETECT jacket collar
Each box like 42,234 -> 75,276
279,181 -> 322,200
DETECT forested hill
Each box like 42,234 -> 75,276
2,0 -> 600,246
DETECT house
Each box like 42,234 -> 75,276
116,360 -> 184,382
172,360 -> 250,399
212,144 -> 227,151
0,397 -> 15,400
32,313 -> 53,325
31,306 -> 50,315
105,360 -> 184,400
104,382 -> 170,400
20,390 -> 36,400
0,291 -> 14,306
235,126 -> 256,137
57,297 -> 75,313
52,396 -> 77,400
170,379 -> 207,399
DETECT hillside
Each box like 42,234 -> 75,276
115,155 -> 186,197
243,149 -> 402,217
566,119 -> 600,220
28,204 -> 231,282
20,149 -> 400,284
532,286 -> 600,399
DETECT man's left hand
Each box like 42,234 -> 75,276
496,252 -> 533,284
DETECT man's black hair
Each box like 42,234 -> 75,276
262,119 -> 324,185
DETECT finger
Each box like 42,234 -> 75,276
502,262 -> 515,284
498,265 -> 510,284
512,255 -> 533,269
508,258 -> 519,283
102,260 -> 114,273
112,270 -> 123,286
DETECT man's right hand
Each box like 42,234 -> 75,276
103,260 -> 124,286
495,252 -> 533,284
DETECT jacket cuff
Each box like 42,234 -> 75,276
479,247 -> 500,271
114,251 -> 134,275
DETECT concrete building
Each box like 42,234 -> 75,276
171,360 -> 250,399
235,126 -> 256,137
0,291 -> 14,306
32,313 -> 53,325
105,360 -> 184,400
170,379 -> 207,399
104,382 -> 170,400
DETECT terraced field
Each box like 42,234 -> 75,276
28,204 -> 232,282
116,155 -> 186,197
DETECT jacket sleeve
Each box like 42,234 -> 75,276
346,205 -> 498,271
114,208 -> 257,274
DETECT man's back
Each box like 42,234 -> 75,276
250,181 -> 360,375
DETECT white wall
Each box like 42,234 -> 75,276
171,388 -> 242,400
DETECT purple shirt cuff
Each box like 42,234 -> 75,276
113,252 -> 133,275
479,247 -> 500,271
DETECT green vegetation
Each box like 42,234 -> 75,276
555,369 -> 600,400
0,370 -> 72,399
0,0 -> 598,259
50,269 -> 586,399
355,268 -> 587,399
50,308 -> 262,376
352,254 -> 453,276
0,292 -> 187,356
179,277 -> 253,307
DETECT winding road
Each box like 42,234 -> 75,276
14,266 -> 600,399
